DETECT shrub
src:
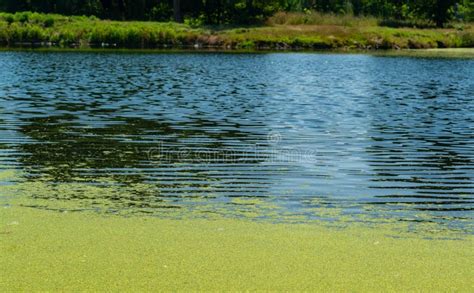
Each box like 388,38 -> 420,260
238,40 -> 255,49
149,3 -> 172,22
124,27 -> 142,47
15,12 -> 30,24
184,16 -> 205,28
4,14 -> 14,25
460,31 -> 474,47
0,22 -> 9,43
25,25 -> 47,42
44,17 -> 55,28
8,23 -> 25,42
51,30 -> 78,46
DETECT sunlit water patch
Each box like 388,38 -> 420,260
0,51 -> 473,232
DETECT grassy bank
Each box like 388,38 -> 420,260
1,203 -> 473,291
0,11 -> 473,50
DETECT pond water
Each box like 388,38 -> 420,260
0,51 -> 473,231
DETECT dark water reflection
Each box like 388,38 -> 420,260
0,52 -> 473,229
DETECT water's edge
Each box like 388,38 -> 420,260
1,47 -> 474,58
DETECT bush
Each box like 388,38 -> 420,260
124,27 -> 142,47
184,16 -> 205,28
15,12 -> 30,23
460,31 -> 474,46
0,22 -> 9,43
149,3 -> 172,22
4,14 -> 14,25
44,17 -> 55,28
8,23 -> 25,42
51,30 -> 78,46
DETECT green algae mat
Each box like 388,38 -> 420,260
1,203 -> 473,291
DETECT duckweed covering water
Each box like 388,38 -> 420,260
1,167 -> 473,290
1,203 -> 473,291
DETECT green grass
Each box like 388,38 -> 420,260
267,11 -> 380,27
0,11 -> 473,50
0,12 -> 204,48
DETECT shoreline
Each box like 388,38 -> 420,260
2,47 -> 474,59
1,38 -> 473,51
1,13 -> 473,52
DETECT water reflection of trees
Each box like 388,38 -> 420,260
1,52 -> 289,213
12,113 -> 279,212
19,115 -> 269,181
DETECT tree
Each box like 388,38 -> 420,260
412,0 -> 458,27
0,0 -> 472,26
173,0 -> 182,22
434,0 -> 456,27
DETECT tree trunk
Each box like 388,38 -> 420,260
119,0 -> 126,21
435,0 -> 452,27
173,0 -> 183,23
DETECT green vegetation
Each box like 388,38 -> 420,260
0,12 -> 201,48
3,169 -> 472,232
1,1 -> 473,50
0,11 -> 473,50
0,1 -> 473,27
1,202 -> 473,291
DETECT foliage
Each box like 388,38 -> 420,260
0,12 -> 201,47
268,11 -> 379,26
0,11 -> 472,50
0,1 -> 472,27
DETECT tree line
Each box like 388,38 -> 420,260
0,0 -> 472,26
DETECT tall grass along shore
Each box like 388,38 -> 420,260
0,11 -> 473,50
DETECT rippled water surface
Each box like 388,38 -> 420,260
0,51 -> 473,230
